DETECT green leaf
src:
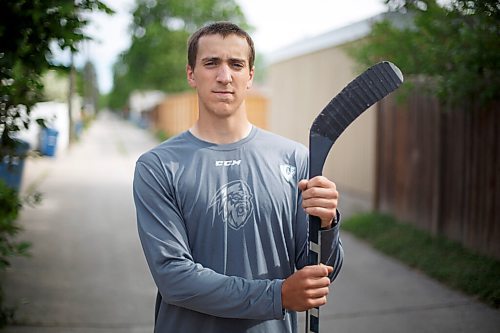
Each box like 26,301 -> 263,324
1,0 -> 113,155
349,0 -> 500,107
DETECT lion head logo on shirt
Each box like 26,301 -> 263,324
209,180 -> 254,230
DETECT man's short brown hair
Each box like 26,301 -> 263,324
187,21 -> 255,70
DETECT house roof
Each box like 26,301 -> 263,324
266,12 -> 408,65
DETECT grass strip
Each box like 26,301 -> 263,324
341,212 -> 500,309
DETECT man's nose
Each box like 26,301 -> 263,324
216,65 -> 232,84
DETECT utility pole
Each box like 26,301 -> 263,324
68,52 -> 76,144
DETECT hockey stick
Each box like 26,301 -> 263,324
305,61 -> 403,333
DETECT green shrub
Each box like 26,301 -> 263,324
0,181 -> 31,269
0,180 -> 34,327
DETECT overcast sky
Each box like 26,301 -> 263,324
58,0 -> 387,93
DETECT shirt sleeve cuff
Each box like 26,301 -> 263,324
273,279 -> 286,320
320,210 -> 341,231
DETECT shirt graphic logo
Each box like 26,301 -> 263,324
215,160 -> 241,167
209,180 -> 254,230
280,164 -> 296,182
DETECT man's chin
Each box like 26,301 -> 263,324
202,100 -> 244,118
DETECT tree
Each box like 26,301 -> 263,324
109,0 -> 249,110
0,1 -> 111,325
82,61 -> 100,115
0,0 -> 113,158
350,0 -> 500,106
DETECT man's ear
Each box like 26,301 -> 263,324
246,66 -> 255,90
186,64 -> 196,88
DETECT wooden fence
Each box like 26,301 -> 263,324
376,88 -> 500,259
151,91 -> 268,137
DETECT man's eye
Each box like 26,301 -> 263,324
232,63 -> 244,69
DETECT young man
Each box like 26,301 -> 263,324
133,22 -> 343,332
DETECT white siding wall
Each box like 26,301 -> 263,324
268,45 -> 376,214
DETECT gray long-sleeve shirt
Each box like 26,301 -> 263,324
133,127 -> 343,333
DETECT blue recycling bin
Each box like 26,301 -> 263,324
0,140 -> 30,191
40,128 -> 59,157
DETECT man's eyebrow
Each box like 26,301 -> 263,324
201,56 -> 220,62
200,56 -> 246,64
229,57 -> 246,63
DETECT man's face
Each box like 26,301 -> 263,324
187,34 -> 254,119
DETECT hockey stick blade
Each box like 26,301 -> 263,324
309,61 -> 403,178
305,61 -> 403,333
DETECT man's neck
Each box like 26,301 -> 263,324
190,118 -> 253,144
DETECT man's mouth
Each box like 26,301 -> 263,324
213,91 -> 234,99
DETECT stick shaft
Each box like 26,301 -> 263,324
305,215 -> 321,333
304,62 -> 403,333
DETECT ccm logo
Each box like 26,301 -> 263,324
215,160 -> 241,167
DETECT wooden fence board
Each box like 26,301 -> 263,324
377,88 -> 500,259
